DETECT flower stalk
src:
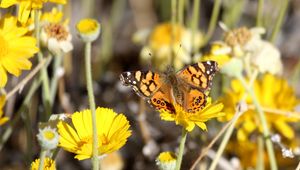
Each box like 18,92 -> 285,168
84,41 -> 99,170
34,9 -> 52,119
191,0 -> 200,53
203,0 -> 222,45
269,0 -> 290,43
208,105 -> 244,170
175,128 -> 187,170
50,54 -> 63,105
237,74 -> 278,170
256,0 -> 264,27
38,149 -> 47,170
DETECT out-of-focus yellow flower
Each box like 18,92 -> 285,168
159,98 -> 224,132
100,152 -> 124,170
156,151 -> 177,170
201,42 -> 231,68
220,74 -> 300,141
140,23 -> 203,71
0,15 -> 39,87
41,8 -> 63,24
31,157 -> 56,170
57,107 -> 131,160
0,0 -> 67,24
40,8 -> 73,56
226,138 -> 299,169
0,95 -> 9,125
76,18 -> 101,42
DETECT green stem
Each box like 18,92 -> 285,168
191,0 -> 200,53
203,0 -> 222,45
269,0 -> 289,43
175,128 -> 187,170
38,149 -> 47,170
171,0 -> 177,67
178,0 -> 184,25
256,136 -> 265,170
237,74 -> 278,170
208,107 -> 243,170
34,9 -> 51,119
256,0 -> 264,27
50,55 -> 63,105
84,42 -> 99,170
0,78 -> 41,151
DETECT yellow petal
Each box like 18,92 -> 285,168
274,121 -> 294,140
0,0 -> 17,8
0,66 -> 8,88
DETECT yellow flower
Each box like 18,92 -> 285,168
140,23 -> 203,71
31,157 -> 56,170
156,151 -> 177,170
226,138 -> 299,169
0,15 -> 39,87
41,8 -> 63,24
76,18 -> 101,42
57,107 -> 131,160
201,42 -> 231,68
0,95 -> 9,125
40,8 -> 73,55
0,0 -> 67,23
220,74 -> 300,141
159,98 -> 224,132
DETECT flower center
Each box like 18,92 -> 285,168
43,130 -> 55,140
100,134 -> 109,145
0,34 -> 9,58
76,19 -> 99,34
224,27 -> 251,47
44,23 -> 68,41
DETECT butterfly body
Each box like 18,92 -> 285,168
120,61 -> 218,113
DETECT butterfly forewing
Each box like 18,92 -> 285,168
177,61 -> 218,91
120,71 -> 161,97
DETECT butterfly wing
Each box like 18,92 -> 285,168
120,71 -> 175,113
177,61 -> 219,112
177,61 -> 219,91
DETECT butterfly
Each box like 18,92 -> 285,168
120,61 -> 219,113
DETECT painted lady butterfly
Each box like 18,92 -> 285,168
120,61 -> 219,113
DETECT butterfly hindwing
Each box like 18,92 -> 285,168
148,84 -> 175,113
184,88 -> 207,112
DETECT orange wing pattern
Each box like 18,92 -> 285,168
120,61 -> 219,114
177,61 -> 218,91
177,61 -> 218,112
120,71 -> 175,113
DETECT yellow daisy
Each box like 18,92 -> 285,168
219,74 -> 300,141
0,15 -> 39,87
140,23 -> 203,71
0,95 -> 9,126
0,0 -> 67,23
57,107 -> 131,160
201,42 -> 231,68
31,157 -> 56,170
159,98 -> 224,132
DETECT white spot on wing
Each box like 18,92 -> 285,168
207,61 -> 211,65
